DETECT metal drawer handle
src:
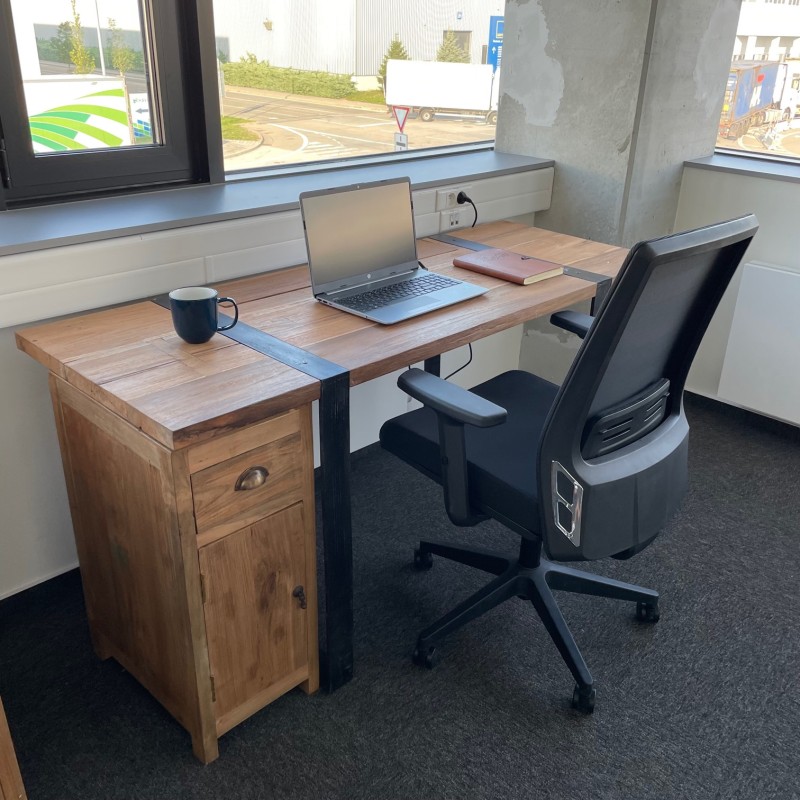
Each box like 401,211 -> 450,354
234,466 -> 269,491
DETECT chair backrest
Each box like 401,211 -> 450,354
539,215 -> 758,562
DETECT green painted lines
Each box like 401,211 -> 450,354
28,88 -> 130,152
30,116 -> 123,146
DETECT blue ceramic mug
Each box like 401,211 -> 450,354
168,286 -> 239,344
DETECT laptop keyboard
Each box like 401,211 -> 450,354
337,273 -> 460,312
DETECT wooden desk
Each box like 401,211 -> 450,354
15,223 -> 626,762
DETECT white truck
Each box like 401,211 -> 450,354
385,60 -> 500,124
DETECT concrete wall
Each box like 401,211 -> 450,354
498,0 -> 743,382
497,0 -> 741,246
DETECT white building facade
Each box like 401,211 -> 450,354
735,0 -> 800,59
211,0 -> 505,76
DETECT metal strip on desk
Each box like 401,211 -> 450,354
152,294 -> 345,381
562,266 -> 613,311
429,232 -> 493,251
430,234 -> 614,312
152,293 -> 353,693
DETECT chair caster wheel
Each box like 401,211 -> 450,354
571,684 -> 596,714
413,645 -> 438,669
635,600 -> 660,622
413,548 -> 433,571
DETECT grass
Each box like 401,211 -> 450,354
345,89 -> 386,105
221,115 -> 260,141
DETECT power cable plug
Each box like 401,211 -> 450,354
456,192 -> 478,227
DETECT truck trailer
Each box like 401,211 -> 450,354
719,60 -> 799,139
385,60 -> 499,124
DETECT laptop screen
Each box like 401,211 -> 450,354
300,178 -> 419,294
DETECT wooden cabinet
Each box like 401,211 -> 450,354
49,376 -> 318,763
0,699 -> 26,800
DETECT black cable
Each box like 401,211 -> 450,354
457,191 -> 478,227
443,343 -> 473,380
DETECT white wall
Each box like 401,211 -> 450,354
0,170 -> 550,599
676,164 -> 800,423
518,163 -> 800,420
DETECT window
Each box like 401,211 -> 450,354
210,3 -> 501,174
717,0 -> 800,161
0,1 -> 503,208
0,0 -> 216,207
443,29 -> 472,54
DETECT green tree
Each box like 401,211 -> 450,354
108,18 -> 136,142
69,0 -> 95,74
436,31 -> 469,63
378,35 -> 410,93
108,18 -> 135,77
53,21 -> 72,63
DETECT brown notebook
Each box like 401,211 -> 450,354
452,248 -> 564,285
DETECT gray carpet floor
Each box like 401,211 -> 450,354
1,393 -> 798,799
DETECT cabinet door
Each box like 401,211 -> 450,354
199,502 -> 310,733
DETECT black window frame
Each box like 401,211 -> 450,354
0,0 -> 223,209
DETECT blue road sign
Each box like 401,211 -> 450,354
488,16 -> 504,71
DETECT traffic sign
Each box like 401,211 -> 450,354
394,132 -> 408,151
392,106 -> 410,133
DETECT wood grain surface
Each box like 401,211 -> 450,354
16,224 -> 627,449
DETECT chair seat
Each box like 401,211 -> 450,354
380,370 -> 559,533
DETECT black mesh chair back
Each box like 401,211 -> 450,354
540,214 -> 759,561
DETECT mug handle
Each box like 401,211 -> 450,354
216,297 -> 239,331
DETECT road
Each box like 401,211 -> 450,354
35,64 -> 800,164
716,118 -> 800,159
220,88 -> 496,170
37,63 -> 494,167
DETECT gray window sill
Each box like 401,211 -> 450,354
687,152 -> 800,183
0,148 -> 553,257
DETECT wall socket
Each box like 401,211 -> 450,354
439,208 -> 468,231
435,185 -> 472,211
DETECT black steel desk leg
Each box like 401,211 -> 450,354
318,370 -> 354,692
591,277 -> 613,315
424,356 -> 441,377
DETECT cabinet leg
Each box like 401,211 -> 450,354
191,730 -> 219,764
299,676 -> 319,695
89,628 -> 113,661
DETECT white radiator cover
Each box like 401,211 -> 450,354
717,261 -> 800,425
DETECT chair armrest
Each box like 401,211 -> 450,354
396,369 -> 507,527
397,369 -> 507,428
550,310 -> 594,339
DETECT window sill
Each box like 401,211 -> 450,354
687,152 -> 800,183
0,148 -> 553,258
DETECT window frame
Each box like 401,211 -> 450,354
0,0 -> 223,209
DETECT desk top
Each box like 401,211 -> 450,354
16,223 -> 626,450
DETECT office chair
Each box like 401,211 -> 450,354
379,215 -> 758,712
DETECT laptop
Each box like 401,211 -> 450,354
299,177 -> 487,324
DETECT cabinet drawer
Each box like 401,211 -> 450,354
191,430 -> 304,546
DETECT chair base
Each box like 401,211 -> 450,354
412,538 -> 659,711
